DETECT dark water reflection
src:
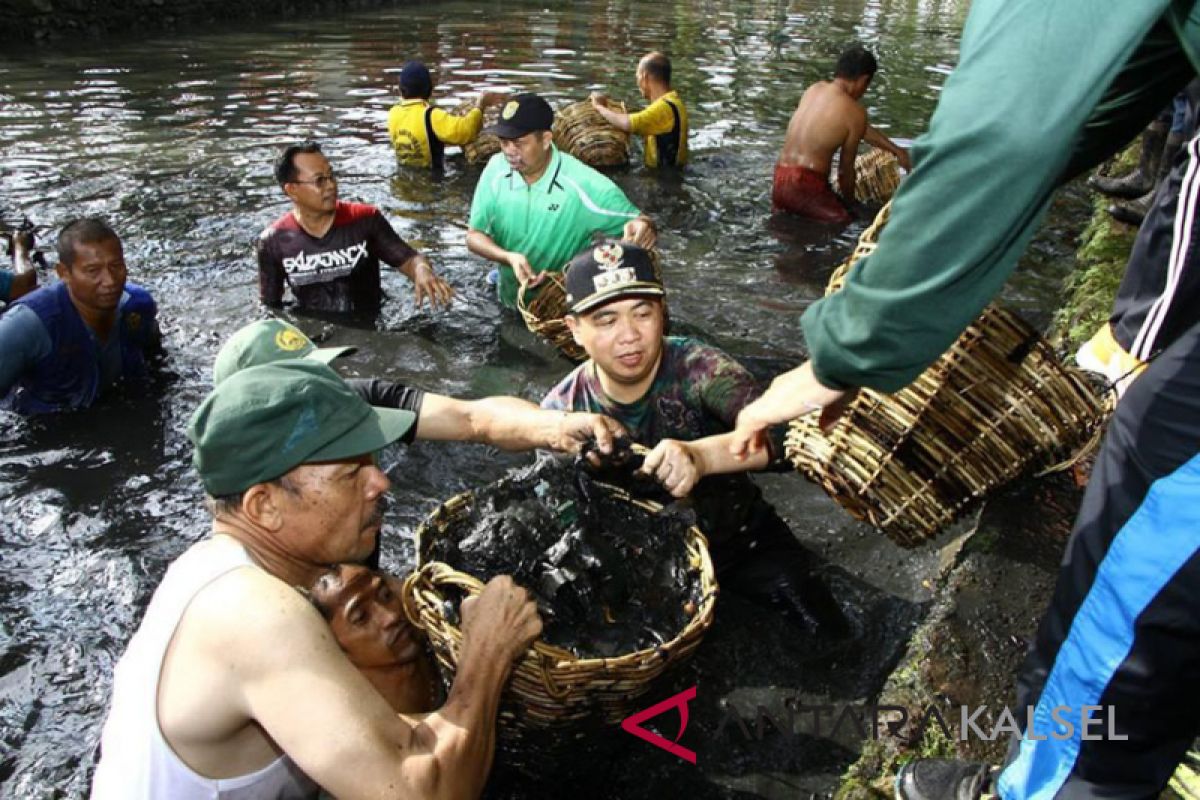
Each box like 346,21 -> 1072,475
0,0 -> 1086,795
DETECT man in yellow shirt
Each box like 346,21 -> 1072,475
591,52 -> 688,169
386,61 -> 505,170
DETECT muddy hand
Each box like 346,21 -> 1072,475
639,439 -> 700,498
556,412 -> 624,455
412,261 -> 455,309
460,575 -> 542,664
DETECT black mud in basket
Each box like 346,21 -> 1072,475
402,483 -> 717,732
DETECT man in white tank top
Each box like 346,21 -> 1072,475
91,359 -> 542,799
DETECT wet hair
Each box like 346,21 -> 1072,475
309,568 -> 341,621
835,44 -> 877,80
640,52 -> 671,85
274,141 -> 324,186
56,217 -> 119,268
205,475 -> 299,518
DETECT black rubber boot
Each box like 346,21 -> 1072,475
1089,122 -> 1168,199
894,759 -> 995,800
1109,131 -> 1186,226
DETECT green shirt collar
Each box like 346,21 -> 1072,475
506,143 -> 563,194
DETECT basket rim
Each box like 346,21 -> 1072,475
407,481 -> 717,673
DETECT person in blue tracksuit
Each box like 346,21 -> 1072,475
0,217 -> 161,414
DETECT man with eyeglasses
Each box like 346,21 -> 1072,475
258,141 -> 455,315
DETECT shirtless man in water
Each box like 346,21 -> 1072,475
773,44 -> 910,223
310,563 -> 440,715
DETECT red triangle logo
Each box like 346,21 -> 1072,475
620,685 -> 698,764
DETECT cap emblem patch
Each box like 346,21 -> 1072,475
593,243 -> 624,270
502,100 -> 520,119
275,328 -> 308,352
593,267 -> 636,293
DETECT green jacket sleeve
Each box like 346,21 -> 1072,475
801,0 -> 1181,393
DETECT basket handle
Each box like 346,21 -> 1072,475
404,562 -> 576,701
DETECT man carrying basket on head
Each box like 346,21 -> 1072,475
466,93 -> 657,311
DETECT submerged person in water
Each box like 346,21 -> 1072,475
465,92 -> 657,311
386,60 -> 507,171
309,563 -> 438,714
257,140 -> 455,315
541,242 -> 848,637
590,51 -> 689,169
773,44 -> 910,223
0,218 -> 162,414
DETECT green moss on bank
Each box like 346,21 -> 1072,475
1051,145 -> 1140,350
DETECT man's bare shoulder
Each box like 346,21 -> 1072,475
193,563 -> 321,638
182,561 -> 331,663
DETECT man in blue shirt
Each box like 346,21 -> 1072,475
0,218 -> 161,414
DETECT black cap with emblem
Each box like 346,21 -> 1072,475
486,93 -> 555,138
564,241 -> 664,314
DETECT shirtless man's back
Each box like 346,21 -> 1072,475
773,45 -> 907,223
779,80 -> 867,197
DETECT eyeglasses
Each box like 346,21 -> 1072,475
292,173 -> 338,189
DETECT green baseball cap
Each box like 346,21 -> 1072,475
213,319 -> 356,385
189,359 -> 415,496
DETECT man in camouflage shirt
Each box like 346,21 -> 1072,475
542,242 -> 846,637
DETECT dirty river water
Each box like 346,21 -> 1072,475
0,0 -> 1089,796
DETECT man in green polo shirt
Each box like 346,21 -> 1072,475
466,93 -> 657,310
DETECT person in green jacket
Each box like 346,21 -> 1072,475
727,2 -> 1200,799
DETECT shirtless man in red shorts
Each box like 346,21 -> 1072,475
773,44 -> 910,223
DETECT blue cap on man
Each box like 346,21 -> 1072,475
399,61 -> 433,98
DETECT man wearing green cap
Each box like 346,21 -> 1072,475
92,360 -> 542,799
214,318 -> 626,454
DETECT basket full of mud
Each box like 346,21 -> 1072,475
552,98 -> 631,167
786,202 -> 1106,546
404,453 -> 716,730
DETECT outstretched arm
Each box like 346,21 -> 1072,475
417,392 -> 624,453
397,253 -> 455,310
590,94 -> 632,132
5,231 -> 38,301
863,125 -> 911,170
727,360 -> 852,461
640,431 -> 772,498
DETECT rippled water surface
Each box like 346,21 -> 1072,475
0,0 -> 1085,795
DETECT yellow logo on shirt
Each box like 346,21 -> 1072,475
502,100 -> 520,120
275,328 -> 309,352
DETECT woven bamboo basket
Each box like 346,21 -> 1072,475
854,147 -> 902,203
516,248 -> 665,361
517,273 -> 586,361
403,485 -> 717,730
825,200 -> 891,292
452,101 -> 501,164
787,203 -> 1106,547
552,98 -> 631,167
